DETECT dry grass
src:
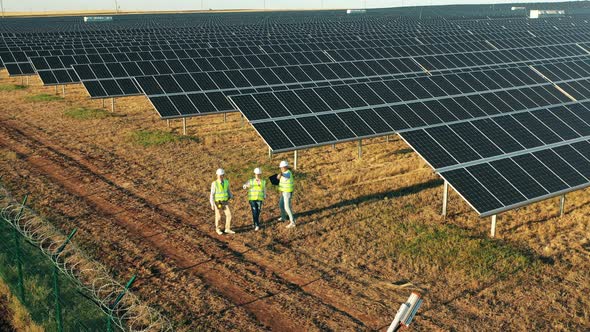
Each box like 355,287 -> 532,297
0,75 -> 589,330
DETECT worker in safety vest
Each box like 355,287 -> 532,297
210,168 -> 234,235
276,160 -> 295,228
242,167 -> 267,231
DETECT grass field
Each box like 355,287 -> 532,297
0,72 -> 588,331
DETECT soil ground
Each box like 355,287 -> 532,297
0,74 -> 589,331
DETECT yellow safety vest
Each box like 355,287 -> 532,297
214,179 -> 229,201
248,178 -> 266,201
279,170 -> 294,193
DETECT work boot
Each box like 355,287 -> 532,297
286,222 -> 295,229
254,226 -> 260,231
225,229 -> 236,234
216,229 -> 223,235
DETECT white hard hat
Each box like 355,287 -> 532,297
254,167 -> 262,175
279,160 -> 289,168
216,168 -> 225,176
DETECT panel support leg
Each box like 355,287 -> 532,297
491,215 -> 497,238
442,180 -> 448,218
241,114 -> 244,127
55,85 -> 58,94
358,139 -> 362,159
268,147 -> 272,160
559,195 -> 566,217
111,98 -> 115,112
182,117 -> 187,135
166,119 -> 170,128
294,150 -> 298,170
332,144 -> 336,149
26,76 -> 29,86
386,135 -> 389,143
102,98 -> 105,108
223,113 -> 227,123
62,85 -> 65,97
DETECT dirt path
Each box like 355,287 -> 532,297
0,119 -> 385,330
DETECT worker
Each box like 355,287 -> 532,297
242,167 -> 267,231
210,168 -> 235,235
276,160 -> 295,228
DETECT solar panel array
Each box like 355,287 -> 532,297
4,3 -> 590,217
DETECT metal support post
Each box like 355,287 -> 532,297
182,117 -> 187,135
26,76 -> 29,86
55,85 -> 58,94
62,85 -> 65,97
294,150 -> 298,170
332,144 -> 336,149
224,113 -> 227,123
111,98 -> 115,112
102,98 -> 105,108
166,119 -> 170,128
14,195 -> 28,304
358,139 -> 362,159
490,215 -> 497,238
386,135 -> 389,143
442,181 -> 448,217
559,195 -> 566,217
241,114 -> 244,127
14,227 -> 25,303
107,275 -> 137,332
268,147 -> 272,160
52,228 -> 77,332
53,265 -> 63,332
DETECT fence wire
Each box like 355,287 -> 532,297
0,184 -> 172,331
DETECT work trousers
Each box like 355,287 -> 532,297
279,192 -> 294,223
214,202 -> 232,231
249,200 -> 263,227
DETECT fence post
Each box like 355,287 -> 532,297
107,274 -> 137,332
14,227 -> 25,303
14,194 -> 28,303
52,228 -> 77,332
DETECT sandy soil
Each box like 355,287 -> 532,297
0,74 -> 589,331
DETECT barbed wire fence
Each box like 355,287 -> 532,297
0,181 -> 173,331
